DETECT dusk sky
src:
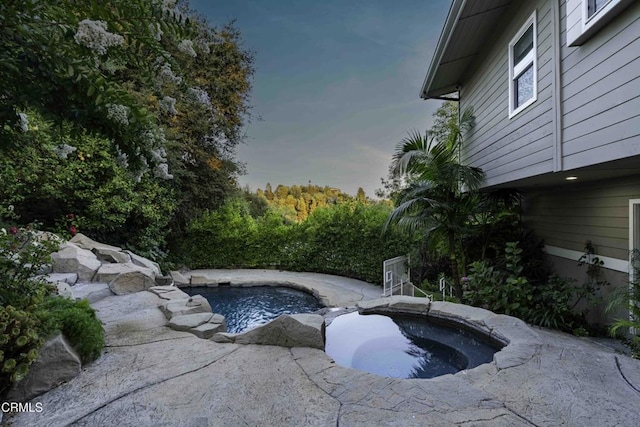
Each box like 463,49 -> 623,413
190,0 -> 452,197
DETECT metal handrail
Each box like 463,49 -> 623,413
384,271 -> 431,300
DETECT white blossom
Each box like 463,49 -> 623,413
181,151 -> 196,165
177,39 -> 197,57
142,127 -> 167,149
132,157 -> 149,183
162,0 -> 177,11
151,147 -> 167,164
18,113 -> 28,132
160,96 -> 178,115
115,148 -> 129,168
149,22 -> 163,41
195,38 -> 211,55
157,62 -> 182,85
74,19 -> 124,55
187,87 -> 212,108
53,144 -> 77,159
105,104 -> 130,126
153,162 -> 173,180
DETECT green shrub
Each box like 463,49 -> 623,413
467,241 -> 585,331
177,200 -> 408,285
607,249 -> 640,357
35,297 -> 104,364
0,224 -> 58,309
0,111 -> 176,257
0,305 -> 43,395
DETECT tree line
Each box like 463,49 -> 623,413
254,183 -> 368,222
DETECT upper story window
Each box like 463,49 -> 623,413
587,0 -> 611,18
567,0 -> 633,46
508,11 -> 537,118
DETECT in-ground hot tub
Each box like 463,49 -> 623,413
325,311 -> 501,379
183,285 -> 323,333
181,279 -> 508,380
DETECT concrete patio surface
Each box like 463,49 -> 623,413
5,269 -> 640,427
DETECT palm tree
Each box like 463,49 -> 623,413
385,108 -> 484,301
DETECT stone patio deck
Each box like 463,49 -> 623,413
6,269 -> 640,426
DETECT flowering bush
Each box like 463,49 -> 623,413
0,224 -> 59,310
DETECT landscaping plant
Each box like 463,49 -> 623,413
35,297 -> 104,364
385,107 -> 484,300
0,305 -> 43,396
467,241 -> 606,332
607,249 -> 640,356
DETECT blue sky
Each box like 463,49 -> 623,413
189,0 -> 452,197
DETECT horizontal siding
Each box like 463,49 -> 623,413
559,0 -> 640,170
523,176 -> 640,260
565,0 -> 581,46
460,0 -> 554,187
563,65 -> 640,126
564,133 -> 640,170
563,94 -> 640,145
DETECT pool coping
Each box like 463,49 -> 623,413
179,269 -> 542,374
10,269 -> 640,426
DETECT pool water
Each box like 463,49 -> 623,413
325,312 -> 498,379
183,285 -> 323,333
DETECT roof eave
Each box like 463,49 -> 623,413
420,0 -> 467,100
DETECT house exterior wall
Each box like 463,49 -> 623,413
523,175 -> 640,261
460,0 -> 555,187
560,0 -> 640,171
459,0 -> 640,184
522,175 -> 639,324
542,254 -> 629,324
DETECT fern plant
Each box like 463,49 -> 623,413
607,249 -> 640,356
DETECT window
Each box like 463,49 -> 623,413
567,0 -> 632,46
509,11 -> 537,118
587,0 -> 611,18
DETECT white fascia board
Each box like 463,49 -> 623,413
420,0 -> 467,99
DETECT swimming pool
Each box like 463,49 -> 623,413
325,311 -> 500,379
183,285 -> 324,333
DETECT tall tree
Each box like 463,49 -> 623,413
385,107 -> 484,300
1,1 -> 254,256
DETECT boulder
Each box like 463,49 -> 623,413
148,286 -> 190,301
169,270 -> 190,286
43,273 -> 78,286
54,281 -> 73,299
211,332 -> 236,343
70,233 -> 122,252
358,296 -> 431,316
95,262 -> 154,283
154,275 -> 174,286
168,313 -> 216,331
160,296 -> 212,319
192,323 -> 226,339
125,251 -> 161,276
7,333 -> 81,402
93,247 -> 131,264
51,243 -> 101,282
226,314 -> 325,349
190,275 -> 213,286
111,275 -> 156,296
70,282 -> 113,303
